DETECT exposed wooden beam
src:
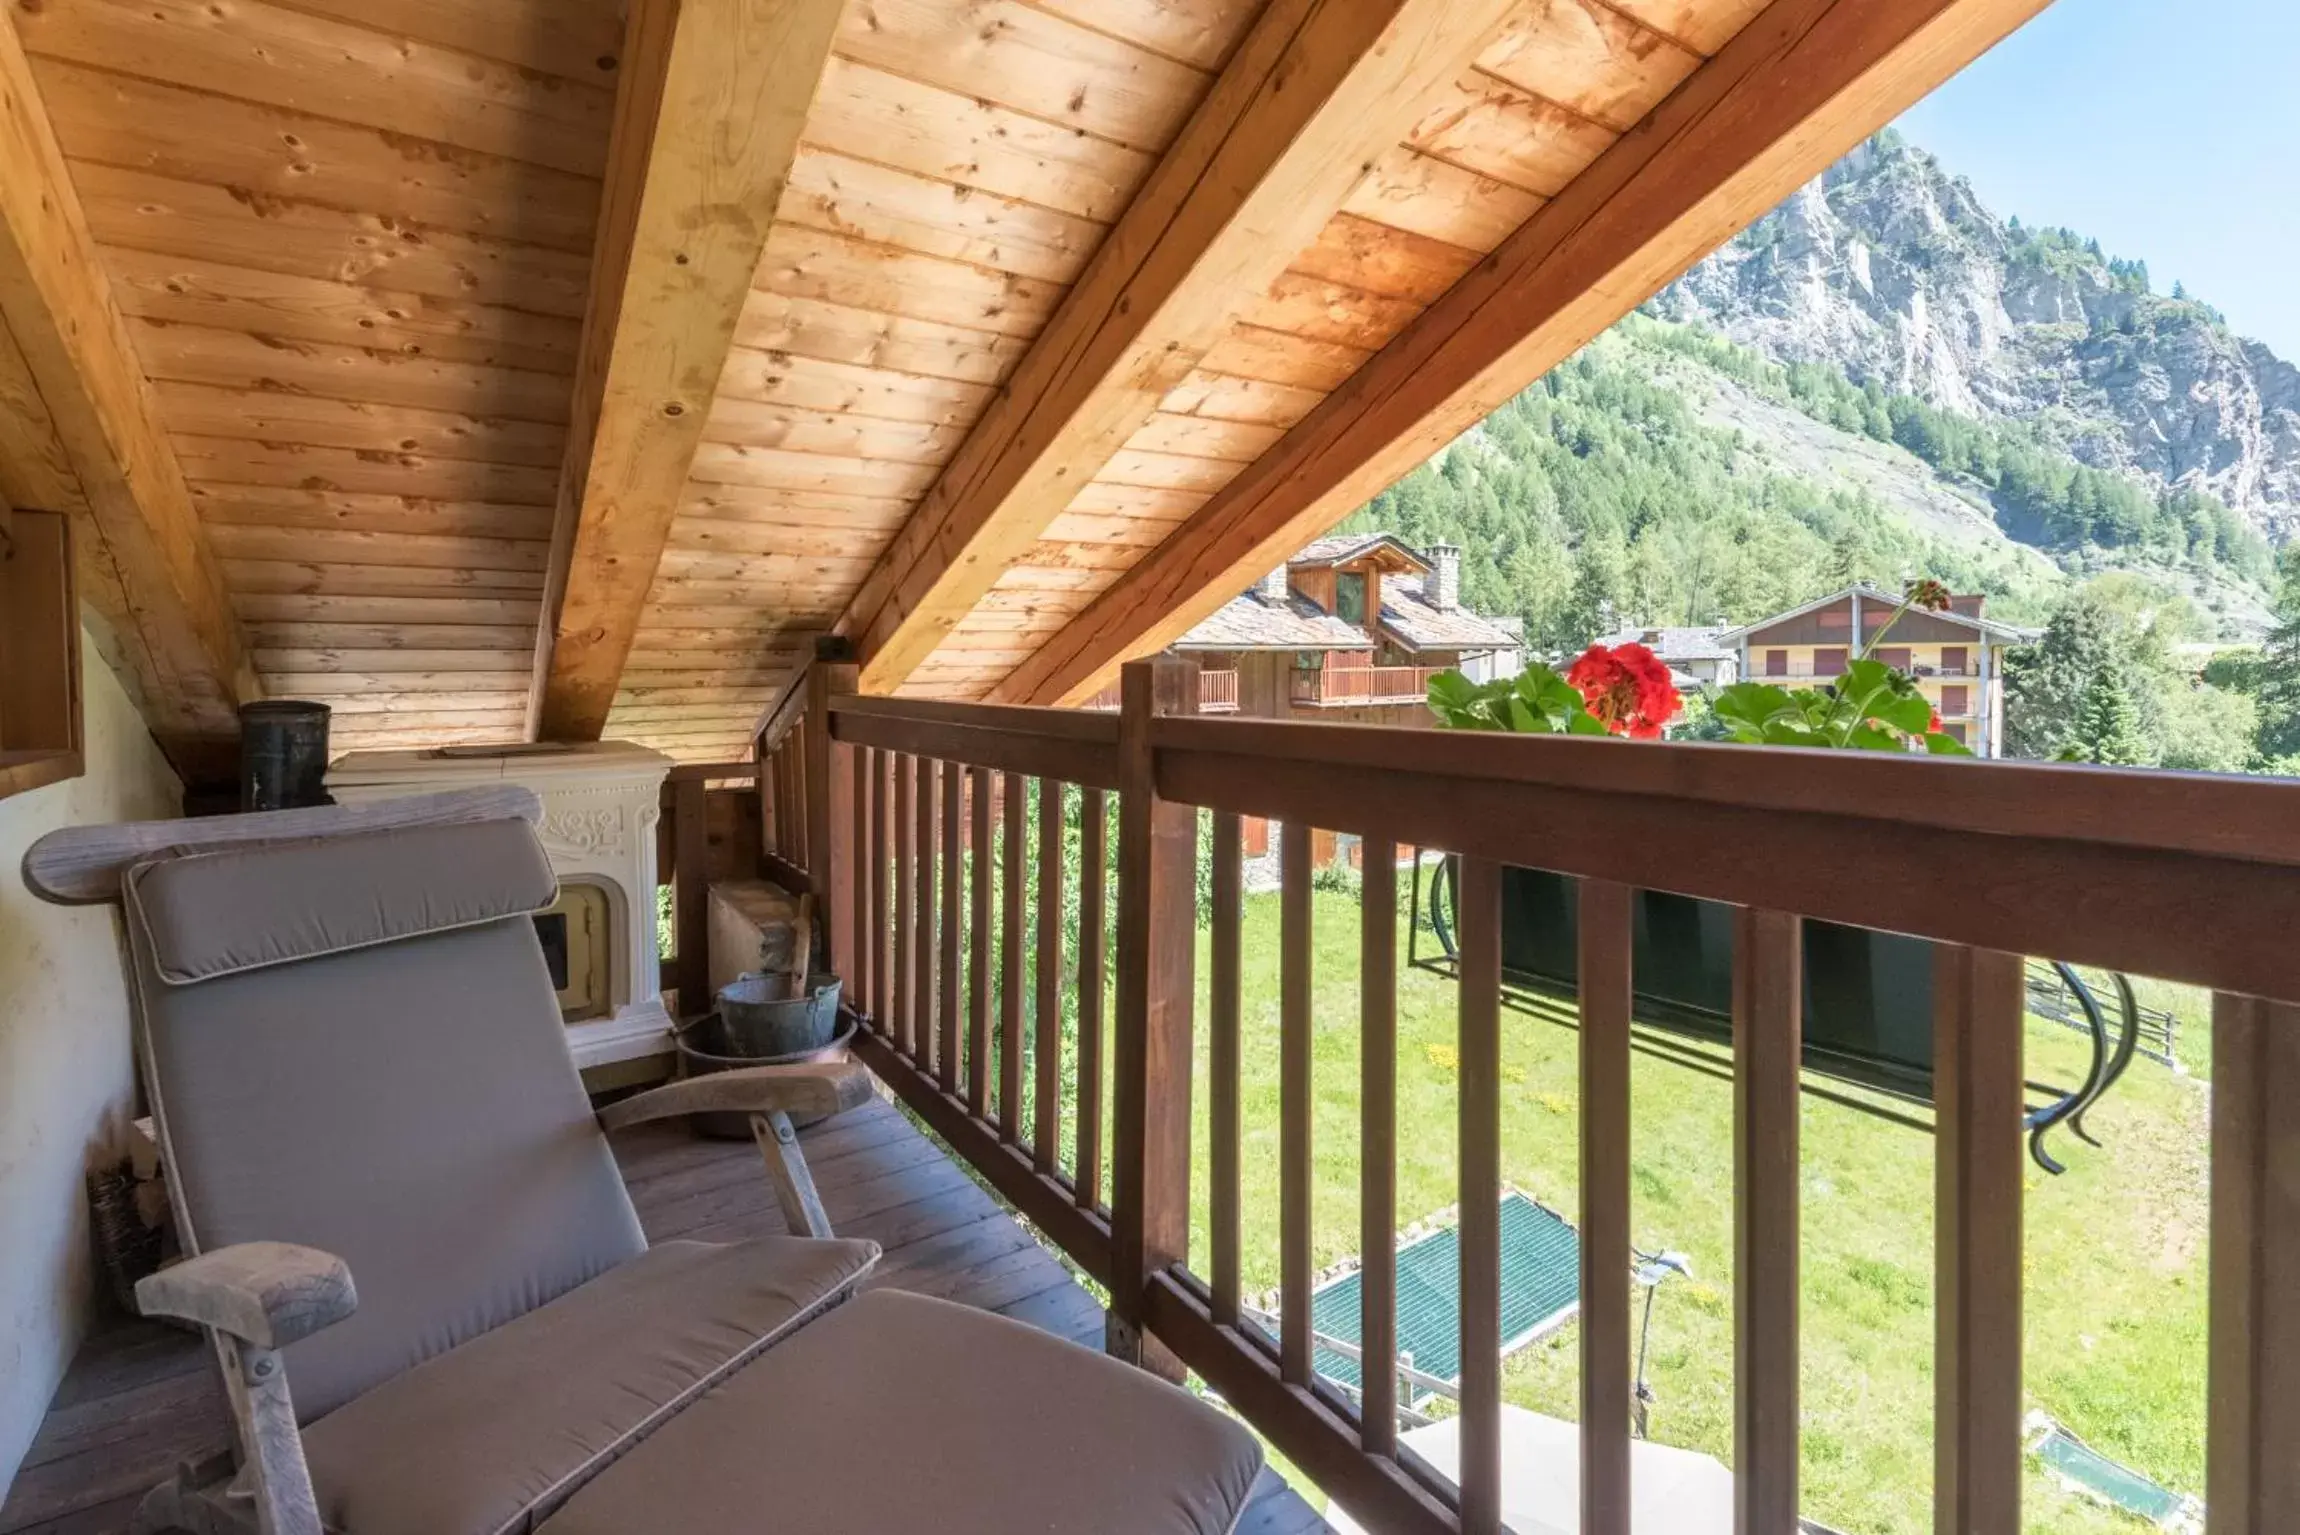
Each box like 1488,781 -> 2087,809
531,0 -> 844,741
0,12 -> 257,744
838,0 -> 1523,696
995,0 -> 2056,706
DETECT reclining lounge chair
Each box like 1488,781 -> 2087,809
25,789 -> 1261,1535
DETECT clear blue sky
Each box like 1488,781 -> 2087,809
1895,0 -> 2300,360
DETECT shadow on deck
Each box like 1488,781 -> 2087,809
1,1093 -> 1328,1535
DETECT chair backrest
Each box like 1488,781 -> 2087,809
121,816 -> 646,1422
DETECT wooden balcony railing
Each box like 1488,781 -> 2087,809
758,656 -> 2297,1535
1293,664 -> 1448,706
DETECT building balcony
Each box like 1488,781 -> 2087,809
1081,667 -> 1238,713
1290,664 -> 1448,707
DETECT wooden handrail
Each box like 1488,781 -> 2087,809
796,656 -> 2297,1535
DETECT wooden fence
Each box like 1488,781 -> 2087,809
756,654 -> 2296,1535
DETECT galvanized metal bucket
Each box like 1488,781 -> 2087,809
674,972 -> 847,1138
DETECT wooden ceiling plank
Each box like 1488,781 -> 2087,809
133,322 -> 574,425
733,289 -> 1029,387
15,0 -> 615,178
105,248 -> 582,375
829,0 -> 1209,155
153,381 -> 568,468
33,60 -> 600,252
530,0 -> 845,742
0,13 -> 257,739
177,441 -> 561,503
1474,0 -> 1703,133
805,55 -> 1154,225
231,593 -> 542,626
779,148 -> 1104,286
1403,70 -> 1618,197
223,559 -> 546,597
843,0 -> 1525,695
697,397 -> 967,465
1605,0 -> 1771,55
257,0 -> 626,84
1341,145 -> 1545,251
756,224 -> 1062,341
1026,0 -> 1258,72
246,622 -> 538,650
209,524 -> 548,571
995,0 -> 2061,706
1157,369 -> 1326,430
715,345 -> 995,429
1199,322 -> 1371,391
78,164 -> 593,318
192,485 -> 555,541
685,442 -> 940,499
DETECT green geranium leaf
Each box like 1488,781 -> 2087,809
1846,722 -> 1907,752
1870,690 -> 1935,735
1925,731 -> 1973,756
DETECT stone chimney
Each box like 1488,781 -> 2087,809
1949,593 -> 1986,618
1260,564 -> 1291,603
1427,543 -> 1461,610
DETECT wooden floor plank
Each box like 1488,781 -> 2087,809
0,1086 -> 1328,1534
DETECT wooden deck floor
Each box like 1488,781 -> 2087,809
1,1095 -> 1328,1535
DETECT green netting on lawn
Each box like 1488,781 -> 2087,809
1308,1191 -> 1580,1398
2029,1419 -> 2194,1528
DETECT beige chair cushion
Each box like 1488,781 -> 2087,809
126,820 -> 650,1420
301,1236 -> 880,1535
537,1289 -> 1264,1535
128,816 -> 556,983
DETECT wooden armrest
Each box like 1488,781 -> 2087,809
598,1062 -> 874,1132
136,1241 -> 357,1349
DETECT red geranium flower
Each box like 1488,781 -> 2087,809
1566,642 -> 1682,738
1929,709 -> 1945,734
1905,578 -> 1953,613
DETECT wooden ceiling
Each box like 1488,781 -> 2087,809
0,0 -> 2053,766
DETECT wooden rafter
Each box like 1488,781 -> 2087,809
0,11 -> 256,746
531,0 -> 845,742
837,0 -> 1526,696
994,0 -> 2057,706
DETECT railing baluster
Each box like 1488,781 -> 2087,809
1458,855 -> 1504,1535
1735,907 -> 1802,1535
968,764 -> 993,1114
874,754 -> 892,1040
1111,655 -> 1199,1376
893,754 -> 915,1056
913,756 -> 938,1073
805,659 -> 855,992
1034,779 -> 1066,1174
1279,820 -> 1314,1385
1578,878 -> 1633,1535
938,760 -> 962,1096
2207,993 -> 2300,1534
1000,771 -> 1026,1142
1077,787 -> 1107,1209
1210,809 -> 1243,1328
1934,943 -> 2025,1535
864,745 -> 878,1026
1360,836 -> 1398,1457
848,741 -> 870,1018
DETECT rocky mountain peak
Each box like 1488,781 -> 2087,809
1653,130 -> 2300,540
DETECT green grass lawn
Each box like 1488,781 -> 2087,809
1178,881 -> 2210,1534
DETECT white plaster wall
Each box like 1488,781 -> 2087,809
0,632 -> 180,1497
